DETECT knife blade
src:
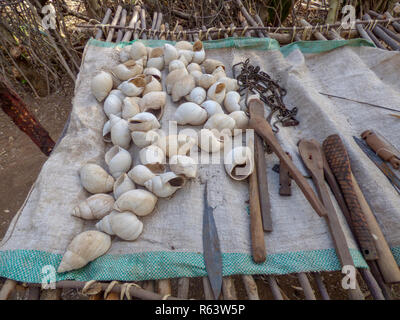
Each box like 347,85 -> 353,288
353,136 -> 400,195
202,182 -> 223,300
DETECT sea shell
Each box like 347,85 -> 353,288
164,43 -> 179,65
187,63 -> 202,73
118,77 -> 146,97
57,231 -> 111,273
207,82 -> 226,104
178,54 -> 189,67
174,102 -> 208,126
224,146 -> 254,181
110,114 -> 131,149
200,100 -> 224,117
218,77 -> 239,92
104,91 -> 123,118
229,111 -> 249,130
154,134 -> 196,157
171,74 -> 195,102
128,112 -> 161,132
139,91 -> 166,120
165,68 -> 188,94
139,145 -> 166,173
190,70 -> 203,86
147,47 -> 164,70
121,97 -> 141,120
204,113 -> 236,134
175,41 -> 193,51
114,189 -> 158,216
96,211 -> 143,241
113,174 -> 136,199
103,120 -> 112,143
202,59 -> 225,74
143,67 -> 162,81
129,41 -> 147,60
198,74 -> 216,89
119,45 -> 131,63
169,155 -> 198,178
79,163 -> 114,194
128,164 -> 156,186
112,60 -> 143,81
131,129 -> 162,148
144,172 -> 186,198
197,128 -> 224,153
72,194 -> 115,220
192,40 -> 205,64
142,75 -> 162,96
224,91 -> 241,113
185,87 -> 206,105
211,66 -> 226,81
168,59 -> 186,73
105,145 -> 132,179
178,50 -> 193,65
91,71 -> 113,102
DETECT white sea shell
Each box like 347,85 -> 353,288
202,59 -> 225,74
128,164 -> 156,186
224,91 -> 241,113
110,114 -> 131,149
139,145 -> 166,173
144,172 -> 186,198
204,113 -> 236,133
171,74 -> 195,102
169,155 -> 198,178
229,111 -> 249,130
128,112 -> 161,132
164,43 -> 179,65
178,54 -> 189,67
168,59 -> 186,73
174,102 -> 208,126
103,119 -> 112,143
143,67 -> 162,81
200,100 -> 224,117
139,91 -> 166,120
197,129 -> 224,153
198,74 -> 216,89
105,145 -> 132,179
154,134 -> 196,157
165,68 -> 188,94
190,70 -> 203,86
57,231 -> 111,273
91,71 -> 113,102
112,60 -> 143,81
212,66 -> 227,81
96,211 -> 143,241
218,77 -> 239,92
80,163 -> 114,194
187,63 -> 202,73
119,46 -> 131,63
178,50 -> 193,65
185,87 -> 206,105
175,41 -> 193,51
113,174 -> 136,199
129,41 -> 147,60
72,194 -> 115,220
224,146 -> 254,181
207,82 -> 226,104
143,75 -> 162,96
147,47 -> 164,70
104,91 -> 123,118
122,97 -> 141,120
192,40 -> 205,64
114,189 -> 158,216
118,77 -> 146,97
130,129 -> 162,148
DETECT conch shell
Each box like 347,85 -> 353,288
91,71 -> 113,102
168,59 -> 186,73
139,91 -> 166,120
218,77 -> 239,92
197,129 -> 224,153
143,67 -> 162,81
212,66 -> 226,81
175,41 -> 193,51
128,112 -> 161,132
113,174 -> 136,199
224,91 -> 241,113
96,211 -> 143,241
118,76 -> 146,97
198,74 -> 216,89
185,87 -> 206,105
129,41 -> 147,60
147,47 -> 164,70
114,189 -> 158,216
104,90 -> 124,118
200,100 -> 224,117
165,68 -> 188,94
178,50 -> 193,65
174,102 -> 208,126
224,146 -> 254,181
154,134 -> 196,157
202,59 -> 225,74
128,164 -> 156,186
187,62 -> 202,73
72,194 -> 115,220
103,119 -> 112,143
144,172 -> 186,198
169,155 -> 198,178
121,97 -> 140,120
204,113 -> 236,134
105,145 -> 132,179
171,74 -> 195,102
164,43 -> 179,65
192,40 -> 205,64
207,82 -> 226,104
229,111 -> 249,130
112,60 -> 143,81
80,163 -> 114,194
139,145 -> 166,173
131,129 -> 162,148
110,114 -> 131,149
190,70 -> 203,86
57,230 -> 111,273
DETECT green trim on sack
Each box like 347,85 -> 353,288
0,248 -> 370,283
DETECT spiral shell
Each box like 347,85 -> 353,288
72,194 -> 115,220
144,172 -> 186,198
178,50 -> 193,65
91,71 -> 113,102
139,145 -> 166,173
168,59 -> 186,73
110,114 -> 131,149
154,134 -> 196,157
197,129 -> 224,153
131,129 -> 162,148
104,91 -> 124,118
164,43 -> 179,65
122,97 -> 141,120
139,91 -> 166,120
96,211 -> 143,241
128,112 -> 161,132
57,231 -> 111,273
198,74 -> 216,89
202,59 -> 225,74
79,163 -> 114,194
143,67 -> 162,81
105,145 -> 132,179
200,100 -> 224,117
129,41 -> 147,60
171,74 -> 195,102
118,76 -> 146,97
224,146 -> 254,181
207,82 -> 226,104
192,40 -> 205,64
112,60 -> 143,81
114,189 -> 158,216
128,164 -> 156,186
165,68 -> 188,94
212,66 -> 227,81
224,91 -> 241,113
103,119 -> 112,143
147,47 -> 164,70
218,77 -> 239,92
175,41 -> 193,51
169,155 -> 198,178
174,102 -> 208,126
185,87 -> 206,105
187,63 -> 202,73
229,111 -> 249,130
204,113 -> 236,134
113,174 -> 136,199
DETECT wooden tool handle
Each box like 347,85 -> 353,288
322,135 -> 378,260
249,163 -> 267,263
249,116 -> 327,217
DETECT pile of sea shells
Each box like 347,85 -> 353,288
57,40 -> 255,274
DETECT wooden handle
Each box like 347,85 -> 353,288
323,135 -> 378,260
249,163 -> 267,263
279,153 -> 292,196
249,116 -> 327,217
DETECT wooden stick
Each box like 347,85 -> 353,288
254,14 -> 268,37
160,24 -> 166,40
39,289 -> 62,300
134,21 -> 140,40
235,0 -> 263,38
140,8 -> 147,40
222,277 -> 237,300
359,269 -> 385,300
384,12 -> 400,33
122,6 -> 140,42
157,279 -> 171,297
356,23 -> 376,44
363,14 -> 400,50
202,277 -> 215,300
266,276 -> 284,300
106,5 -> 123,42
116,9 -> 127,43
143,280 -> 155,292
241,275 -> 260,300
300,19 -> 327,40
150,12 -> 158,40
0,279 -> 17,300
297,273 -> 316,300
368,261 -> 394,300
27,286 -> 40,300
177,278 -> 190,299
96,8 -> 112,40
154,12 -> 163,40
313,273 -> 330,300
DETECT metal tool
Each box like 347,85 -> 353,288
353,136 -> 400,195
202,182 -> 223,300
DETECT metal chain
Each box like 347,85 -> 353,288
232,58 -> 299,133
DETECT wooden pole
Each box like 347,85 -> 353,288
122,6 -> 140,42
0,280 -> 17,300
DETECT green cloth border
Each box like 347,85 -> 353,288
0,36 -> 386,283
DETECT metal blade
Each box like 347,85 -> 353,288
353,136 -> 400,195
202,183 -> 223,300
